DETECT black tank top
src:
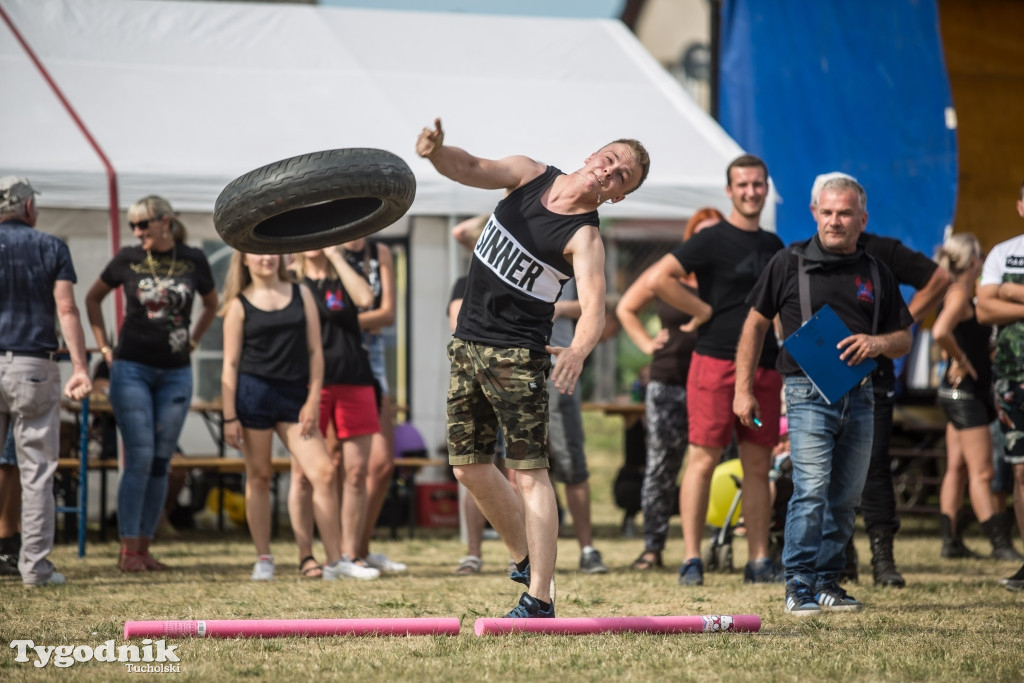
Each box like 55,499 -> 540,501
455,166 -> 599,352
649,289 -> 699,386
942,302 -> 993,396
239,283 -> 309,382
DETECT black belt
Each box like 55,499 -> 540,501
1,350 -> 56,360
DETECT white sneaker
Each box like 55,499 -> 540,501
364,552 -> 407,573
251,557 -> 275,581
27,571 -> 66,587
323,558 -> 380,581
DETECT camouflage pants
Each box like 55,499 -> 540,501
447,338 -> 551,470
994,378 -> 1024,465
642,381 -> 688,553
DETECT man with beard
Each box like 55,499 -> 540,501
647,155 -> 786,586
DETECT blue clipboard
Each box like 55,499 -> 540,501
782,304 -> 876,405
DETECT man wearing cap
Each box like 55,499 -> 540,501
0,175 -> 91,586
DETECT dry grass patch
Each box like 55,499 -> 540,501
2,411 -> 1023,680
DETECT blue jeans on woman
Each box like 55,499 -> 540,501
109,360 -> 193,539
783,375 -> 874,590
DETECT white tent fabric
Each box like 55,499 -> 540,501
0,0 -> 757,223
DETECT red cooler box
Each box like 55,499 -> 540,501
415,482 -> 459,528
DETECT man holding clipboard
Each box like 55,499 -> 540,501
732,176 -> 913,617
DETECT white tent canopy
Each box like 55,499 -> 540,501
1,0 -> 765,463
0,0 -> 753,222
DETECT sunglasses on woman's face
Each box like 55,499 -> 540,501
129,217 -> 161,230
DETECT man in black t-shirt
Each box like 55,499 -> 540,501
735,175 -> 913,616
810,173 -> 951,588
646,155 -> 785,587
417,118 -> 649,618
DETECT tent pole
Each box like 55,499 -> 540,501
0,4 -> 123,328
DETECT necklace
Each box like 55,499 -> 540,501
145,247 -> 177,287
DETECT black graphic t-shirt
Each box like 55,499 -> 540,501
671,220 -> 784,367
746,241 -> 913,376
455,166 -> 598,352
100,244 -> 214,368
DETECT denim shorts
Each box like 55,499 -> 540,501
236,373 -> 308,429
366,334 -> 389,396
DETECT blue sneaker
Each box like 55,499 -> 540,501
678,558 -> 704,586
510,559 -> 530,587
815,582 -> 864,612
744,558 -> 785,584
504,592 -> 555,618
785,581 -> 822,618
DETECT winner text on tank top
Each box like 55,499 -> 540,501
455,166 -> 599,353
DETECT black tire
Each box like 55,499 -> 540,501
213,148 -> 416,254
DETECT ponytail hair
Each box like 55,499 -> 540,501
935,232 -> 981,277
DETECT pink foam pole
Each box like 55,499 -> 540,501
124,618 -> 461,639
473,614 -> 760,636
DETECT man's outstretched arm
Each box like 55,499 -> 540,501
416,117 -> 543,192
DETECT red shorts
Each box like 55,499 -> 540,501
686,352 -> 781,448
319,384 -> 380,440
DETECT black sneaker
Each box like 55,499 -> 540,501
1002,562 -> 1024,592
504,592 -> 555,618
744,558 -> 784,584
815,582 -> 864,612
510,560 -> 530,586
579,548 -> 609,574
784,580 -> 822,618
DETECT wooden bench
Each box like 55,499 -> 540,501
55,455 -> 450,542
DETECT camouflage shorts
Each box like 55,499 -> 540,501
994,379 -> 1024,465
446,337 -> 551,470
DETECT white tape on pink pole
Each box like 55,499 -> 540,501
473,614 -> 761,636
123,618 -> 461,639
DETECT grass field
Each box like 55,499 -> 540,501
2,413 -> 1023,681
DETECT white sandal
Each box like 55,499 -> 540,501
455,555 -> 483,575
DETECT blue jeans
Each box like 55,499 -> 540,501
109,361 -> 193,539
783,375 -> 874,589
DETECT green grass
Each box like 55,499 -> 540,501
2,413 -> 1023,681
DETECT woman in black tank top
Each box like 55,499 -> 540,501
933,233 -> 1013,560
219,251 -> 373,581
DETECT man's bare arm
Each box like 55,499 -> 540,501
977,283 -> 1024,326
733,309 -> 771,428
416,118 -> 543,192
907,266 -> 952,322
53,279 -> 91,400
647,254 -> 712,324
546,227 -> 605,395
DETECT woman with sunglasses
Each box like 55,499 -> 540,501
85,195 -> 218,572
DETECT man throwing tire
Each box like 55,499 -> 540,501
417,119 -> 649,617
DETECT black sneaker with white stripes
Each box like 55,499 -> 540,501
815,582 -> 864,611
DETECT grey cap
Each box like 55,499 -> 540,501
0,175 -> 39,211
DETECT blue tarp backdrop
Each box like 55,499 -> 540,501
718,0 -> 957,259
